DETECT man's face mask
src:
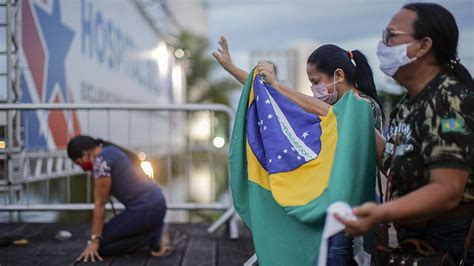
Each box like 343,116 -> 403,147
376,41 -> 417,77
311,72 -> 340,105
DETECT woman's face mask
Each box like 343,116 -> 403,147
311,73 -> 340,105
77,151 -> 93,171
376,41 -> 417,77
80,160 -> 93,171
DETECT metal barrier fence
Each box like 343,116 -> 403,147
0,103 -> 238,237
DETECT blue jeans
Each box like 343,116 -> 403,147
99,201 -> 166,256
397,216 -> 474,264
327,232 -> 357,266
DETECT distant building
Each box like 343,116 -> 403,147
167,0 -> 208,36
249,40 -> 319,96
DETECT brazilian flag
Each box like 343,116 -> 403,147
229,69 -> 376,265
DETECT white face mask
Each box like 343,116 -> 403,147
376,41 -> 418,77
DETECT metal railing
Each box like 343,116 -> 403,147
0,103 -> 237,237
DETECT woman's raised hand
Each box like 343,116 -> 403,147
212,36 -> 234,70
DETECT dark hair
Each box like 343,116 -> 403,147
67,135 -> 141,166
307,44 -> 382,109
403,2 -> 473,87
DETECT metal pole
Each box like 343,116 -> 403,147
6,2 -> 19,221
66,109 -> 71,203
45,178 -> 50,203
186,111 -> 192,222
87,109 -> 91,134
107,109 -> 111,140
0,103 -> 236,117
12,1 -> 21,154
6,0 -> 13,188
66,174 -> 71,203
128,110 -> 131,147
86,172 -> 91,203
207,206 -> 235,234
244,254 -> 258,266
166,110 -> 172,200
209,111 -> 215,202
148,110 -> 152,157
0,202 -> 229,211
25,182 -> 29,205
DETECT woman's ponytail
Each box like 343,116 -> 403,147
351,50 -> 382,109
307,44 -> 383,120
101,140 -> 141,167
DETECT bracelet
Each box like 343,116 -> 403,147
90,234 -> 103,242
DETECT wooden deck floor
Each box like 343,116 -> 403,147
0,223 -> 255,266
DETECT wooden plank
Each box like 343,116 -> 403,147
0,222 -> 255,266
0,223 -> 90,265
110,251 -> 149,266
181,224 -> 217,266
146,225 -> 189,266
216,224 -> 254,266
72,254 -> 117,265
0,224 -> 52,265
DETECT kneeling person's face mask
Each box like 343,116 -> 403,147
80,160 -> 93,171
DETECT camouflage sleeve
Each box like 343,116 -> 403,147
359,95 -> 383,131
420,83 -> 474,172
371,101 -> 384,132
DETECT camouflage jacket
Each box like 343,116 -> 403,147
381,73 -> 474,202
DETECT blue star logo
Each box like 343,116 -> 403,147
34,0 -> 75,103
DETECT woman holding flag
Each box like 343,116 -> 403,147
214,37 -> 382,265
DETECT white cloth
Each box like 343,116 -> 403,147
317,202 -> 371,266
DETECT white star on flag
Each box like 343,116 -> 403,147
263,126 -> 267,130
297,156 -> 301,160
268,159 -> 272,163
277,155 -> 282,159
267,114 -> 273,119
283,149 -> 288,153
302,131 -> 309,138
265,99 -> 271,104
256,96 -> 260,101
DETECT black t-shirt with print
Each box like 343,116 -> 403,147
381,73 -> 474,201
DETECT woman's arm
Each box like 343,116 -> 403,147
256,61 -> 331,116
337,167 -> 469,235
212,36 -> 249,84
92,177 -> 112,238
375,130 -> 386,170
77,177 -> 111,262
271,81 -> 331,116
